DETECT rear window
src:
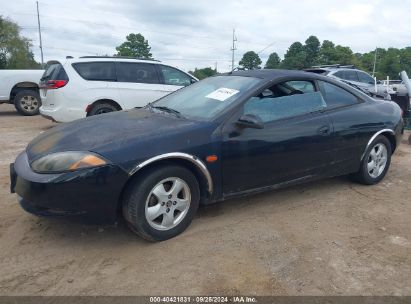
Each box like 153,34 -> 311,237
40,63 -> 68,82
72,62 -> 116,81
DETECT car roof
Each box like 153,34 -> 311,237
65,57 -> 162,64
228,69 -> 316,80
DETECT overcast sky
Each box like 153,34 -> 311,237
2,0 -> 411,72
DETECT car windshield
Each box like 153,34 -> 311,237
151,76 -> 262,120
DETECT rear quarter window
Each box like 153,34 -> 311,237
72,62 -> 116,81
318,81 -> 359,108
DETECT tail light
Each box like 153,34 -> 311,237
42,80 -> 68,89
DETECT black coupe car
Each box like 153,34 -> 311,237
10,70 -> 403,241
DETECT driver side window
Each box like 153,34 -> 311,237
243,80 -> 326,123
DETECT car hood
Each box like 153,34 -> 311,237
26,109 -> 215,166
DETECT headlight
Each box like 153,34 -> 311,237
31,151 -> 108,173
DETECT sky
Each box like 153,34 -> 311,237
2,0 -> 411,72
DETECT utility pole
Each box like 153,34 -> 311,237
231,29 -> 237,71
36,1 -> 44,66
372,47 -> 378,77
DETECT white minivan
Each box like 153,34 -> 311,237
39,57 -> 197,122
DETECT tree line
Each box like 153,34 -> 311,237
239,35 -> 411,80
1,15 -> 410,81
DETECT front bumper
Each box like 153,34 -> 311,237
11,151 -> 129,223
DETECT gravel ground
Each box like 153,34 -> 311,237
0,104 -> 410,296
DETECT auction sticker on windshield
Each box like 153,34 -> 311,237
206,88 -> 239,101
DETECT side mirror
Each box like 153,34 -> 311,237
190,78 -> 197,84
236,114 -> 264,129
376,80 -> 382,85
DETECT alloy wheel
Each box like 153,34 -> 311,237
145,177 -> 191,231
367,143 -> 388,178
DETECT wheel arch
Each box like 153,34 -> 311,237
361,129 -> 396,161
116,153 -> 213,216
10,82 -> 39,102
86,99 -> 122,116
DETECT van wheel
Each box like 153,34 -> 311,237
14,90 -> 41,116
88,103 -> 118,116
123,165 -> 200,241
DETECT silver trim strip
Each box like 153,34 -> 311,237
129,152 -> 213,194
361,128 -> 395,160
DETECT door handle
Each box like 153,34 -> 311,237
317,125 -> 330,135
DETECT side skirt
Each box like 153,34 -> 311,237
220,174 -> 316,202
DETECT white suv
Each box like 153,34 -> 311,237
39,57 -> 197,122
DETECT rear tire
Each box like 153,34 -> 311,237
14,90 -> 41,116
351,135 -> 392,185
88,102 -> 118,116
123,165 -> 200,241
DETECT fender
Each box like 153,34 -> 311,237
360,129 -> 395,161
129,152 -> 213,194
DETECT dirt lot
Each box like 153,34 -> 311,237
0,104 -> 410,296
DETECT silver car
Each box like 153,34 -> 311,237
305,65 -> 388,98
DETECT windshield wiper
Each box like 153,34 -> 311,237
149,104 -> 184,118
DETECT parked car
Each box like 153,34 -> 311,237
304,65 -> 389,98
11,70 -> 403,241
0,69 -> 44,115
39,56 -> 198,122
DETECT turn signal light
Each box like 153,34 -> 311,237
206,155 -> 218,163
69,155 -> 106,170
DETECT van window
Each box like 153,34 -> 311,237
72,62 -> 116,81
160,65 -> 192,86
116,62 -> 159,84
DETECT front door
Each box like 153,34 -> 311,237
221,80 -> 335,194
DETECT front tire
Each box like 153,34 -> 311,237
351,135 -> 392,185
123,165 -> 200,241
14,90 -> 41,116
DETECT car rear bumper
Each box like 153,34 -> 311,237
11,151 -> 129,223
40,106 -> 86,123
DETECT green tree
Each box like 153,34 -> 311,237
281,42 -> 306,69
189,67 -> 217,80
304,35 -> 320,67
264,52 -> 281,69
318,40 -> 337,64
116,33 -> 153,59
239,51 -> 262,70
0,16 -> 40,69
